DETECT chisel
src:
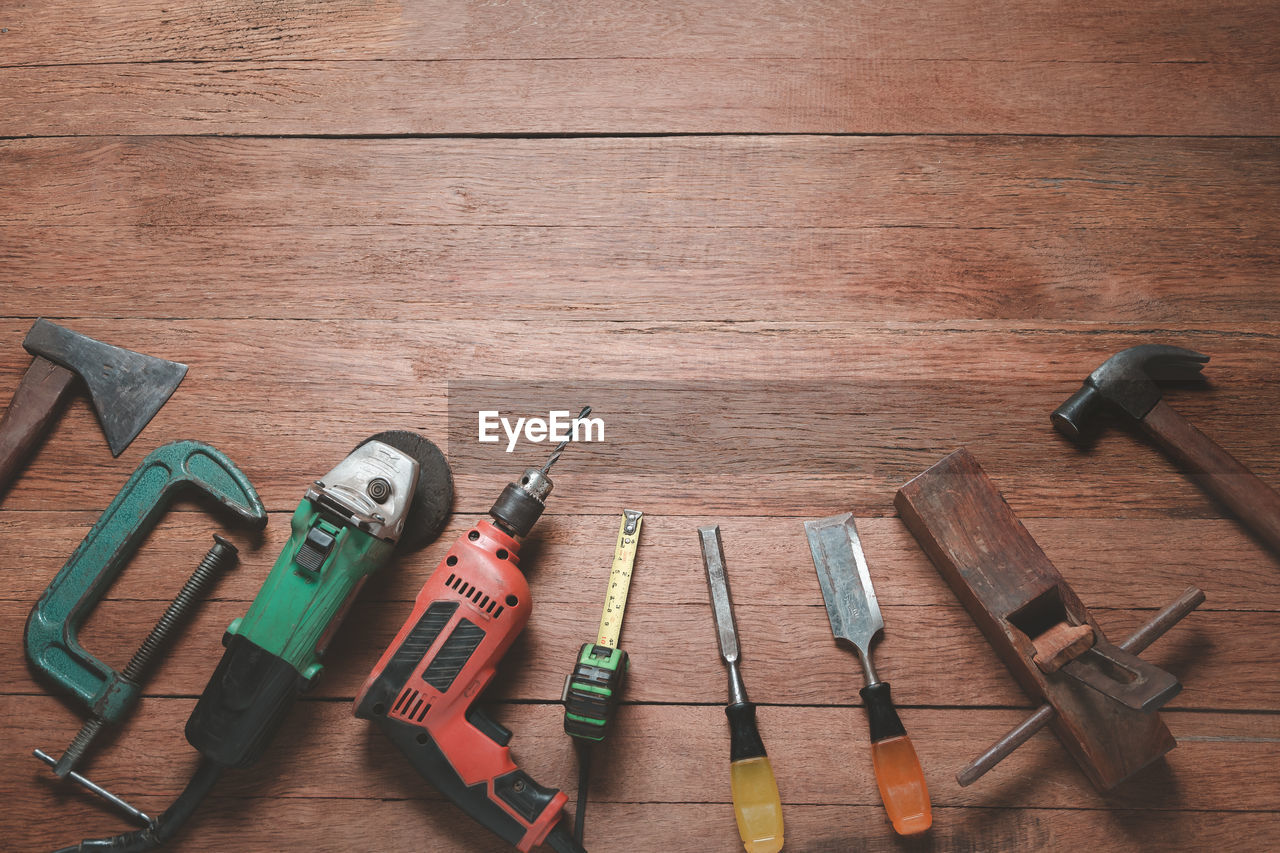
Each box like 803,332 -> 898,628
698,525 -> 784,853
804,512 -> 932,836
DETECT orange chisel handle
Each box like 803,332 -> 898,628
860,682 -> 931,835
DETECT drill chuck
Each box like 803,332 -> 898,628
489,468 -> 554,538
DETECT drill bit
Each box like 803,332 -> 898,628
541,406 -> 592,475
488,406 -> 592,540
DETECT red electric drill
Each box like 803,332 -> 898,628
355,410 -> 590,853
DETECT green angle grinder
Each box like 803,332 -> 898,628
56,431 -> 453,852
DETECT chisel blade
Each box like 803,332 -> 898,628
699,525 -> 740,665
804,512 -> 882,658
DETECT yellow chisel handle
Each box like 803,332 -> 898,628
862,682 -> 932,835
727,701 -> 784,853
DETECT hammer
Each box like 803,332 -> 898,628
0,319 -> 187,495
1053,343 -> 1280,555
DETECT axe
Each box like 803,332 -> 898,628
0,319 -> 187,495
1053,343 -> 1280,555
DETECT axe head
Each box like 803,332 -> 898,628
23,319 -> 188,456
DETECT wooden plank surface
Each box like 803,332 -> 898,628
4,137 -> 1277,228
2,0 -> 1278,851
5,596 -> 1276,708
2,226 -> 1278,323
3,0 -> 1277,64
3,514 -> 1274,610
5,59 -> 1278,136
8,800 -> 1279,853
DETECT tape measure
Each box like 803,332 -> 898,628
563,509 -> 643,741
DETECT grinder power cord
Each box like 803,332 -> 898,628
53,431 -> 453,853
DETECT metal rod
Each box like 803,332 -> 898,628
34,748 -> 152,826
727,660 -> 749,706
53,715 -> 107,779
1122,587 -> 1207,654
858,651 -> 879,687
120,535 -> 239,684
955,706 -> 1055,787
956,586 -> 1205,786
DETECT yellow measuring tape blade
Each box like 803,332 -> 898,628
596,509 -> 643,648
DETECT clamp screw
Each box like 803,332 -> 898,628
53,534 -> 238,777
120,535 -> 238,683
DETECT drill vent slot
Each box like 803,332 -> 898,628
446,573 -> 502,618
391,686 -> 432,723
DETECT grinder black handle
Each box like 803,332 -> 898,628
185,634 -> 307,769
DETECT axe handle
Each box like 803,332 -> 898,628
0,356 -> 77,495
1142,398 -> 1280,555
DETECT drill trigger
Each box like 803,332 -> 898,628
468,705 -> 513,747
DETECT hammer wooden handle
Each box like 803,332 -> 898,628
1142,399 -> 1280,555
0,356 -> 76,495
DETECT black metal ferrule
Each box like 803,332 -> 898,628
860,681 -> 907,743
726,700 -> 767,762
489,483 -> 544,539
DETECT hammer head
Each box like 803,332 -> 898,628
1052,344 -> 1209,442
23,319 -> 188,456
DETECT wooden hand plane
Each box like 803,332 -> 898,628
895,448 -> 1203,791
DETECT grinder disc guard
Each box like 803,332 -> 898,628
355,430 -> 453,551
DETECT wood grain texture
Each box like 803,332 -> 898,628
4,137 -> 1277,228
2,0 -> 1276,64
2,226 -> 1278,324
2,698 -> 1275,812
3,513 -> 1272,611
8,801 -> 1280,853
2,0 -> 1277,849
3,598 -> 1272,708
4,58 -> 1278,136
0,321 -> 1276,521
